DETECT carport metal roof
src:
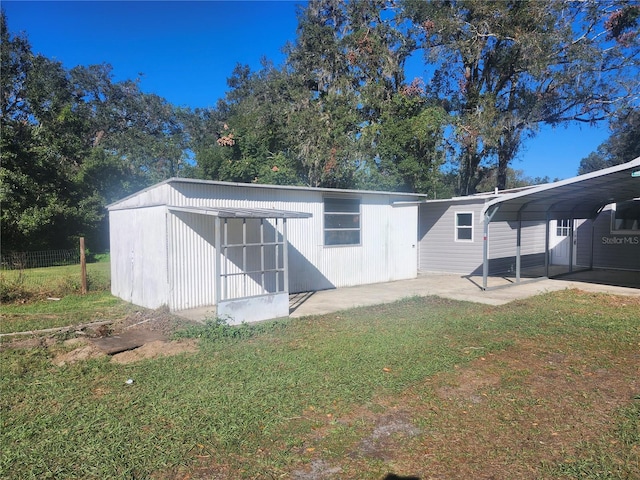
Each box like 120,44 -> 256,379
482,157 -> 640,222
479,157 -> 640,290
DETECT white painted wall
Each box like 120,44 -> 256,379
109,206 -> 169,309
109,179 -> 424,312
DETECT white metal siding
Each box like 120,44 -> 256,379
166,182 -> 410,293
109,180 -> 423,312
167,211 -> 217,311
109,206 -> 169,309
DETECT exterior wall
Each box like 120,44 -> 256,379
109,206 -> 169,309
109,180 -> 422,313
576,207 -> 640,270
487,221 -> 546,274
165,182 -> 415,294
418,200 -> 546,275
167,210 -> 217,311
418,200 -> 485,274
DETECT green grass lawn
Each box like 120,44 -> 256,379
1,258 -> 111,303
1,290 -> 638,479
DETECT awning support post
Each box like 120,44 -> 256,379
283,218 -> 289,293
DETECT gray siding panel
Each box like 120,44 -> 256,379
418,200 -> 485,274
419,201 -> 547,276
577,208 -> 640,270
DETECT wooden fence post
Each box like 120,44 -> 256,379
80,237 -> 87,294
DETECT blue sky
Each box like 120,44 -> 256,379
3,1 -> 614,181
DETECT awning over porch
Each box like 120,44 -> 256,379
167,205 -> 311,324
167,205 -> 312,219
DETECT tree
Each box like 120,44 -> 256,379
1,11 -> 188,251
578,108 -> 640,174
402,0 -> 640,195
360,79 -> 449,194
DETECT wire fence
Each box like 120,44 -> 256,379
1,248 -> 81,270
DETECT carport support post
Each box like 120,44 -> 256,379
545,212 -> 550,278
516,212 -> 522,283
482,206 -> 499,290
569,218 -> 575,273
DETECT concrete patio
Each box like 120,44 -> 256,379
178,269 -> 639,322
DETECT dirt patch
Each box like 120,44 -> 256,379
291,460 -> 343,480
353,410 -> 421,461
111,339 -> 199,364
53,339 -> 106,366
44,307 -> 201,365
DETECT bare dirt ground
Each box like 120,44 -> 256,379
1,307 -> 201,366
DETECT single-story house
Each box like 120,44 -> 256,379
108,157 -> 640,323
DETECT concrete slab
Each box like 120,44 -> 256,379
289,271 -> 640,318
174,269 -> 639,322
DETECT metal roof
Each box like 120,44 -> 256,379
482,157 -> 640,222
167,205 -> 312,219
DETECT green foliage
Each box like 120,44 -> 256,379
579,108 -> 640,174
0,261 -> 111,305
0,12 -> 186,252
174,316 -> 288,343
401,0 -> 640,194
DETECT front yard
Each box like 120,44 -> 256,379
1,290 -> 638,479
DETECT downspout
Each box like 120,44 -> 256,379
483,205 -> 500,290
214,216 -> 221,304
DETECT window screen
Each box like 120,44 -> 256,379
324,197 -> 361,246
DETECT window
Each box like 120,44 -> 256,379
455,212 -> 473,241
324,197 -> 360,246
556,219 -> 571,237
611,200 -> 640,232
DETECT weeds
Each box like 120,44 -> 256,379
174,316 -> 288,343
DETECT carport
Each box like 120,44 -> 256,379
480,158 -> 640,289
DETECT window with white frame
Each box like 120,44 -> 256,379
611,200 -> 640,232
556,219 -> 571,237
324,197 -> 361,246
455,212 -> 473,241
